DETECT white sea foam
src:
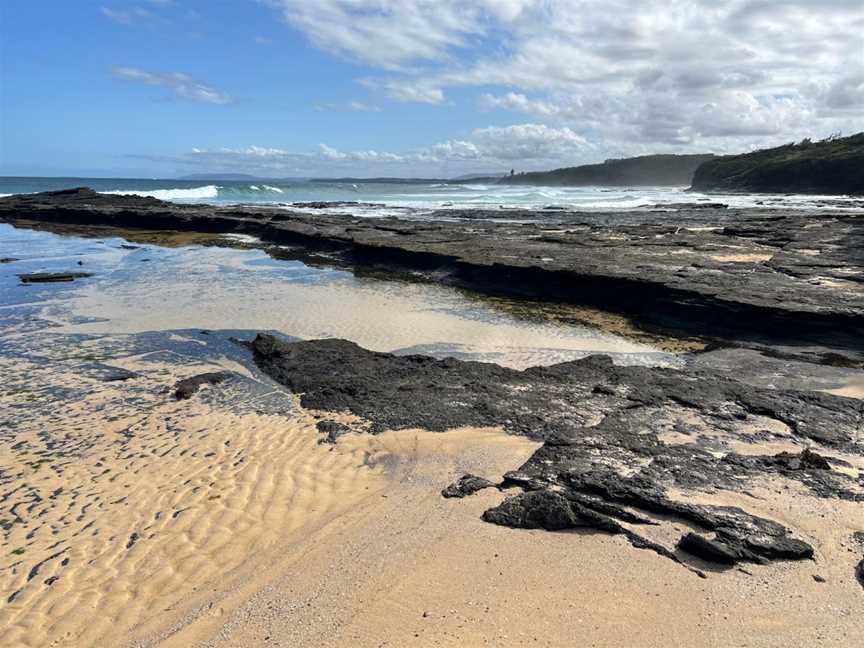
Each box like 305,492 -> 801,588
262,185 -> 284,193
102,185 -> 220,200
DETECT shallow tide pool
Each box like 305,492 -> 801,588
0,223 -> 680,369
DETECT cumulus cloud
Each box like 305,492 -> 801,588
263,0 -> 864,152
468,123 -> 590,160
143,120 -> 593,177
111,66 -> 233,105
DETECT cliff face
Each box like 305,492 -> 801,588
691,133 -> 864,195
498,154 -> 715,187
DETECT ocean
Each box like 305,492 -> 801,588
1,176 -> 860,217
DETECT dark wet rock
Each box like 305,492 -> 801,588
562,472 -> 814,564
442,474 -> 495,498
173,371 -> 233,400
482,491 -> 577,530
856,559 -> 864,588
17,271 -> 93,284
770,448 -> 831,471
1,188 -> 862,352
720,451 -> 852,500
852,531 -> 864,547
687,347 -> 864,393
499,470 -> 551,492
120,243 -> 142,250
244,335 -> 846,572
655,202 -> 729,210
564,491 -> 658,525
729,532 -> 814,561
316,420 -> 351,444
0,257 -> 19,263
246,334 -> 863,450
678,533 -> 739,565
483,490 -> 702,571
291,201 -> 387,209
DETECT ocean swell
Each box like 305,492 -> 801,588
102,185 -> 220,200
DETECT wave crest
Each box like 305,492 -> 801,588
102,185 -> 220,200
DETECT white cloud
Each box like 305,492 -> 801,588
262,0 -> 864,151
149,120 -> 593,177
380,81 -> 445,104
478,92 -> 559,116
111,66 -> 233,105
263,1 -> 487,70
315,100 -> 381,112
470,123 -> 590,160
347,100 -> 380,112
428,140 -> 481,161
100,6 -> 151,24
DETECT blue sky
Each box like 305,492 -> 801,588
1,0 -> 862,178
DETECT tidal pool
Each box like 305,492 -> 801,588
0,223 -> 680,369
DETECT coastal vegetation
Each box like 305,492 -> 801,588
691,132 -> 864,195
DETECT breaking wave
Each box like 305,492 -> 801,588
102,185 -> 220,200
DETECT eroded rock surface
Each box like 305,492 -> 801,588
442,474 -> 495,498
17,272 -> 93,284
246,334 -> 862,573
173,371 -> 233,400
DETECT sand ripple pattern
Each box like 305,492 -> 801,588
0,334 -> 387,647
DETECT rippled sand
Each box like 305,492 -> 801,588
0,340 -> 391,646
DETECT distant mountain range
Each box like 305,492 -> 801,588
691,132 -> 864,195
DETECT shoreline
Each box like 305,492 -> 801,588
1,188 -> 862,357
0,190 -> 862,646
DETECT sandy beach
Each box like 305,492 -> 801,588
2,340 -> 861,647
0,199 -> 862,647
0,350 -> 864,647
0,304 -> 861,648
